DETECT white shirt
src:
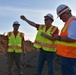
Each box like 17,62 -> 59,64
68,16 -> 76,40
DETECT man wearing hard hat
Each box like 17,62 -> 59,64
56,4 -> 76,75
20,13 -> 59,75
5,21 -> 26,75
41,4 -> 76,75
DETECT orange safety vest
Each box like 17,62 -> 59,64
56,18 -> 76,58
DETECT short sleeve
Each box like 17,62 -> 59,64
68,20 -> 76,40
36,24 -> 40,30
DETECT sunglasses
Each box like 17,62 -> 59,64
44,19 -> 50,21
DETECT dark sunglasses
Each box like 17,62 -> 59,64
44,19 -> 50,21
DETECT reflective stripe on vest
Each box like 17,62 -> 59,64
7,32 -> 23,53
56,18 -> 76,58
34,25 -> 58,52
8,46 -> 22,49
50,26 -> 58,34
34,40 -> 56,48
62,18 -> 76,32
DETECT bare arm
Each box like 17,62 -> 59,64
20,15 -> 36,28
62,36 -> 75,42
4,40 -> 8,56
54,35 -> 75,42
41,32 -> 75,42
22,41 -> 25,51
41,32 -> 56,41
22,41 -> 27,55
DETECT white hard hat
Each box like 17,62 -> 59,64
56,4 -> 71,17
44,13 -> 54,21
13,21 -> 20,26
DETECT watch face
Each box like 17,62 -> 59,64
58,36 -> 61,41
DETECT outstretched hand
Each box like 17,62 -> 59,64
20,15 -> 26,21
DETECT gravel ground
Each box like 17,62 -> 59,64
0,51 -> 61,75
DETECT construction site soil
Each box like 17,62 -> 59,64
0,34 -> 61,75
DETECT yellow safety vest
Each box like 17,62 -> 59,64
7,32 -> 24,53
34,25 -> 58,52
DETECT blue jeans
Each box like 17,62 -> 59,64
60,56 -> 76,75
36,49 -> 55,75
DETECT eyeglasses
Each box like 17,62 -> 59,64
44,19 -> 50,21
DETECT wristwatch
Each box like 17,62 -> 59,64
57,36 -> 61,41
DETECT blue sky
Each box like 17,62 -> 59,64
0,0 -> 76,42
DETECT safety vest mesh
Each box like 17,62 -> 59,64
34,25 -> 58,52
7,32 -> 24,53
56,18 -> 76,58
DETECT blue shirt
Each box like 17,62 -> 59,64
68,16 -> 76,40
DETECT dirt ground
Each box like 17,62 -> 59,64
0,51 -> 62,75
